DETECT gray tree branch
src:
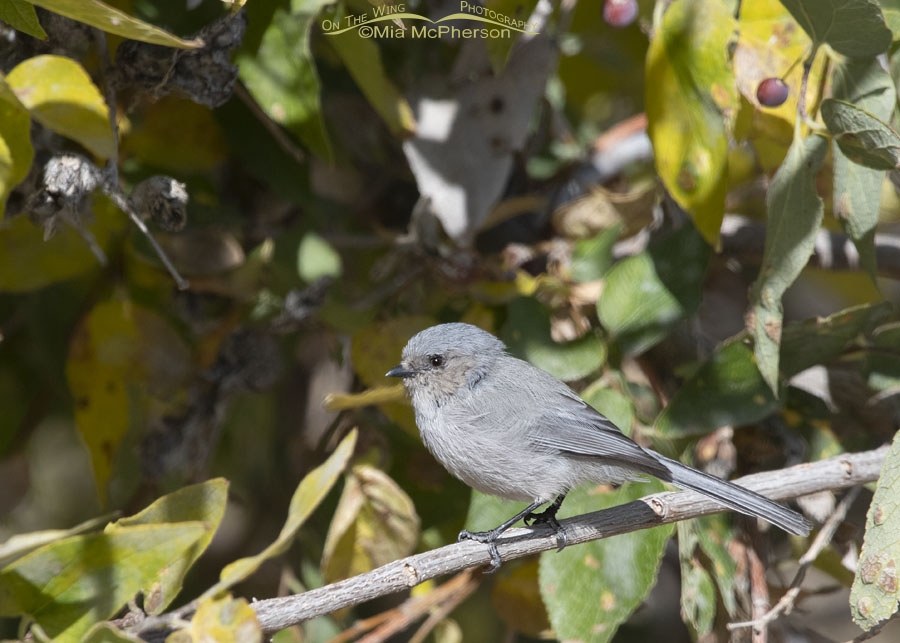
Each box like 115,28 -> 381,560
251,445 -> 889,635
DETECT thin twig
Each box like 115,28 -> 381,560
407,572 -> 477,643
729,487 -> 862,632
245,446 -> 888,635
235,83 -> 306,165
747,535 -> 769,643
92,28 -> 190,291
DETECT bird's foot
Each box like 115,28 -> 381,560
458,529 -> 503,573
523,507 -> 568,552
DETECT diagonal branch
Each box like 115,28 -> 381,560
250,446 -> 889,634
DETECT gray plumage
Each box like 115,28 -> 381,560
387,322 -> 811,569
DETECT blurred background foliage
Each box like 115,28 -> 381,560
1,0 -> 900,641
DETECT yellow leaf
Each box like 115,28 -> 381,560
0,75 -> 34,221
646,0 -> 738,245
30,0 -> 201,48
66,298 -> 191,503
7,55 -> 114,158
168,594 -> 261,643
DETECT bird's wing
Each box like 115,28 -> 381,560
525,387 -> 671,480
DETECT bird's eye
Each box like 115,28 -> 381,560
429,355 -> 444,368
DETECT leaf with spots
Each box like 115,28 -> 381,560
539,480 -> 674,643
105,479 -> 228,614
677,520 -> 717,636
850,430 -> 900,630
747,134 -> 827,392
645,0 -> 738,244
66,298 -> 191,504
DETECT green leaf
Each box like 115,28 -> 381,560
694,514 -> 738,615
850,430 -> 900,630
779,0 -> 892,56
503,297 -> 606,381
106,479 -> 228,614
677,521 -> 716,636
465,491 -> 527,534
655,337 -> 780,436
238,1 -> 334,160
597,224 -> 710,355
780,303 -> 896,377
297,232 -> 342,282
831,58 -> 895,278
0,75 -> 34,221
0,0 -> 46,39
539,480 -> 675,643
28,0 -> 200,47
0,197 -> 125,292
822,98 -> 900,171
321,464 -> 420,583
203,429 -> 357,598
748,134 -> 827,392
0,514 -> 114,566
6,55 -> 114,158
569,225 -> 621,283
325,31 -> 416,137
0,523 -> 208,642
645,0 -> 738,244
580,383 -> 635,436
82,622 -> 144,643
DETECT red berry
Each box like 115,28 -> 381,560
604,0 -> 638,28
756,78 -> 789,107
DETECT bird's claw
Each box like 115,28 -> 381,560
458,529 -> 503,572
523,509 -> 567,552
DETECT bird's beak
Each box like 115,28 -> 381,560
386,365 -> 414,378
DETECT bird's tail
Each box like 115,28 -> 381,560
654,455 -> 812,535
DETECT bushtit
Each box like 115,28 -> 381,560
387,323 -> 811,571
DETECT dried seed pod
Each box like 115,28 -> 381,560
130,175 -> 189,231
26,153 -> 102,237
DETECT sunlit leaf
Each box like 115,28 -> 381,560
539,480 -> 674,643
882,0 -> 900,38
822,98 -> 900,171
831,58 -> 895,278
0,75 -> 34,221
597,224 -> 710,355
66,298 -> 192,503
82,622 -> 143,643
168,594 -> 261,643
321,464 -> 420,583
656,337 -> 780,436
6,55 -> 114,158
569,225 -> 621,283
748,134 -> 827,392
28,0 -> 200,47
646,0 -> 738,244
107,479 -> 228,614
0,523 -> 208,642
203,429 -> 357,598
779,0 -> 891,56
0,1 -> 46,40
238,1 -> 335,160
503,297 -> 606,381
326,31 -> 416,137
850,430 -> 900,630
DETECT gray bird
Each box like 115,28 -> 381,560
386,322 -> 811,571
